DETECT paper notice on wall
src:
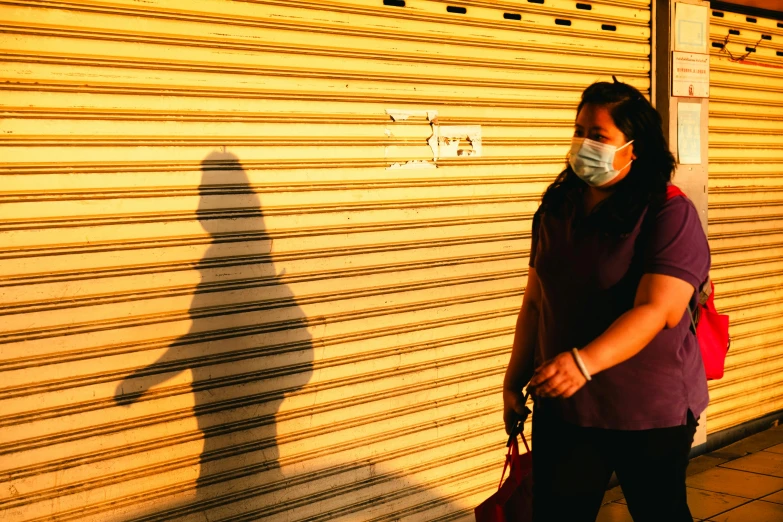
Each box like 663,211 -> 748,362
675,3 -> 708,54
672,51 -> 709,98
678,102 -> 702,165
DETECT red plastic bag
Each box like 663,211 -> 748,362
474,426 -> 533,521
666,185 -> 730,380
696,281 -> 730,380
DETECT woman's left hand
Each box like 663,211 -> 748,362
528,351 -> 588,399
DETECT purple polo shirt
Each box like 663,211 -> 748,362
530,193 -> 710,430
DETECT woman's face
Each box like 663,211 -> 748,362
573,103 -> 636,189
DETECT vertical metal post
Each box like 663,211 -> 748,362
654,0 -> 711,448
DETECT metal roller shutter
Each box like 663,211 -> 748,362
0,0 -> 651,520
706,6 -> 783,435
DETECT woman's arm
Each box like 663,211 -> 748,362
529,272 -> 694,399
581,272 -> 694,374
503,267 -> 542,433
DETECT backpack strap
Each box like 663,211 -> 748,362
666,184 -> 687,200
687,303 -> 698,335
699,274 -> 713,307
664,184 -> 709,331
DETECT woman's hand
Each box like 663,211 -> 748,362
528,351 -> 587,399
503,388 -> 529,435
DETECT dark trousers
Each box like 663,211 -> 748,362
531,409 -> 698,522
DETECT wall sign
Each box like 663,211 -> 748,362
675,3 -> 708,54
678,102 -> 702,164
672,51 -> 709,97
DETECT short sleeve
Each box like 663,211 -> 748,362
643,197 -> 710,291
529,208 -> 542,268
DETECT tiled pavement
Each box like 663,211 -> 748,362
597,424 -> 783,521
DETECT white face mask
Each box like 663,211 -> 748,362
568,138 -> 634,188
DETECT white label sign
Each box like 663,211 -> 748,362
672,51 -> 709,98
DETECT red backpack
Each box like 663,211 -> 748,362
666,185 -> 730,380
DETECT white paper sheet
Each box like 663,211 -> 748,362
675,3 -> 708,54
678,102 -> 702,165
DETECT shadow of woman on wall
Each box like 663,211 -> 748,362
115,151 -> 313,520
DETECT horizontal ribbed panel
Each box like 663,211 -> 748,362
707,7 -> 783,435
0,0 -> 650,520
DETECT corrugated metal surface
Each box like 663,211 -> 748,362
707,7 -> 783,434
0,0 -> 651,520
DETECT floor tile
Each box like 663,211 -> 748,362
687,466 -> 783,498
686,488 -> 750,520
615,488 -> 747,520
762,489 -> 783,505
688,454 -> 731,476
765,443 -> 783,455
721,451 -> 783,478
708,500 -> 783,522
595,502 -> 634,522
707,426 -> 783,460
712,425 -> 783,459
601,485 -> 624,505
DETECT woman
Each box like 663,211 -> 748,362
503,79 -> 710,522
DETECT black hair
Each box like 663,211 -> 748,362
538,79 -> 675,235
